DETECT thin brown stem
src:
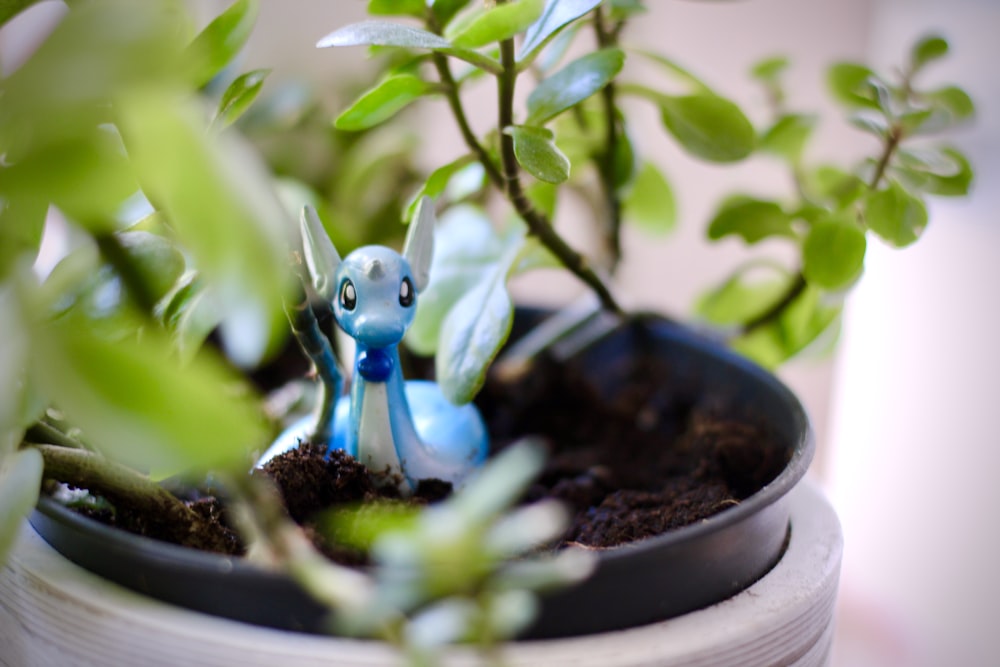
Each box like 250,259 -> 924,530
430,52 -> 505,189
868,124 -> 902,191
497,38 -> 623,315
593,7 -> 625,271
739,272 -> 807,337
32,444 -> 234,553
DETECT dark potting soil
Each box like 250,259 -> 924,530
52,336 -> 788,561
257,344 -> 788,559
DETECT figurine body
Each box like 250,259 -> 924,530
261,199 -> 488,492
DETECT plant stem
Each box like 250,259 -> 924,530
739,272 -> 807,336
430,52 -> 505,189
593,7 -> 624,272
497,38 -> 623,315
31,444 -> 233,553
868,123 -> 902,190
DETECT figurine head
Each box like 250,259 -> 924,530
300,197 -> 435,349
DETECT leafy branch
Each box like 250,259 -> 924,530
496,32 -> 622,314
709,35 -> 974,362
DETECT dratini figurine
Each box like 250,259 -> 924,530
260,198 -> 488,493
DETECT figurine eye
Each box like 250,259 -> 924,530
399,277 -> 414,307
340,279 -> 357,311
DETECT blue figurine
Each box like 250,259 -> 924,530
260,198 -> 488,493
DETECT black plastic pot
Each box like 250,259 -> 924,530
30,311 -> 813,639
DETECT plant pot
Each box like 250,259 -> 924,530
2,480 -> 841,666
17,311 -> 820,640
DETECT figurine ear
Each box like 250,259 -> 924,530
403,196 -> 435,292
300,206 -> 341,301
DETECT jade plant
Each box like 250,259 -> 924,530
0,0 -> 975,662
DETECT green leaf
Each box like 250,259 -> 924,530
518,0 -> 602,61
802,216 -> 867,289
433,0 -> 473,27
317,20 -> 501,73
807,165 -> 865,209
0,195 -> 47,276
30,314 -> 267,473
750,55 -> 789,82
504,126 -> 570,184
0,131 -> 137,229
827,62 -> 881,109
696,265 -> 788,326
924,85 -> 975,122
368,0 -> 427,17
611,121 -> 636,189
526,49 -> 625,125
0,284 -> 31,444
524,181 -> 558,219
848,113 -> 889,138
0,448 -> 43,564
633,50 -> 711,93
186,0 -> 260,88
0,1 -> 188,158
863,180 -> 928,247
436,244 -> 521,404
116,91 -> 292,366
622,161 -> 676,235
449,0 -> 545,49
658,94 -> 755,163
214,68 -> 270,129
707,196 -> 794,244
895,147 -> 962,178
911,34 -> 948,72
407,206 -> 508,355
894,146 -> 972,197
157,276 -> 225,362
335,74 -> 433,131
405,154 -> 477,220
319,21 -> 453,49
608,0 -> 645,20
116,231 -> 187,303
733,285 -> 841,368
759,113 -> 816,161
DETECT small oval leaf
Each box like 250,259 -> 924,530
911,34 -> 948,72
526,48 -> 625,125
750,55 -> 789,82
214,68 -> 271,129
318,21 -> 453,49
707,196 -> 794,244
518,0 -> 602,61
827,62 -> 881,109
622,161 -> 676,235
436,247 -> 520,404
864,181 -> 928,247
759,113 -> 817,160
186,0 -> 260,88
335,74 -> 432,131
367,0 -> 427,18
449,0 -> 545,49
802,216 -> 867,289
504,125 -> 570,184
658,94 -> 755,163
925,85 -> 975,123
